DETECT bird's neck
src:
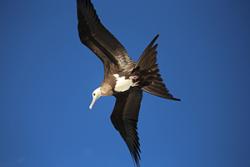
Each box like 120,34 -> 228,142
100,83 -> 113,96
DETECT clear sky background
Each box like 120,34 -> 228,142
1,0 -> 250,167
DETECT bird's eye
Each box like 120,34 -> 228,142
93,93 -> 96,96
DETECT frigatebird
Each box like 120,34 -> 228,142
77,0 -> 180,166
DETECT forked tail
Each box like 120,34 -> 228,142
134,34 -> 180,101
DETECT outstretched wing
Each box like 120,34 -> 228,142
77,0 -> 134,74
111,88 -> 142,167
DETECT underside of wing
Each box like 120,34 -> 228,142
77,0 -> 134,71
110,88 -> 143,167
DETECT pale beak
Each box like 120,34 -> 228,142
89,96 -> 98,110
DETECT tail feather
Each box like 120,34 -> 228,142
135,34 -> 180,101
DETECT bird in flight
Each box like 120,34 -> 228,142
77,0 -> 180,166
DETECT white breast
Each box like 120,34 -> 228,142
113,74 -> 133,92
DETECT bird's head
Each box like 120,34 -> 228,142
89,87 -> 102,109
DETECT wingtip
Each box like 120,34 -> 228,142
145,34 -> 160,49
153,34 -> 160,42
135,161 -> 141,167
132,155 -> 141,167
165,95 -> 181,101
172,97 -> 181,101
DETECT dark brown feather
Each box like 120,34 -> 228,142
77,0 -> 134,75
136,35 -> 180,101
111,88 -> 142,167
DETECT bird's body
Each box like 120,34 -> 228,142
77,0 -> 180,166
101,71 -> 137,95
113,74 -> 137,92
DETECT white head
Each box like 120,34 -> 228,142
89,87 -> 102,109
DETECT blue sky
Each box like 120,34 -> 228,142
1,0 -> 250,167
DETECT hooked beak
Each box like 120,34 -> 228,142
89,96 -> 98,110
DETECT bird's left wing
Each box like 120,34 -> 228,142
77,0 -> 134,73
110,87 -> 142,167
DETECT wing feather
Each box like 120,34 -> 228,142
77,0 -> 134,72
111,88 -> 142,167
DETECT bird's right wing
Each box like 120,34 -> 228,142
77,0 -> 134,74
110,87 -> 143,167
